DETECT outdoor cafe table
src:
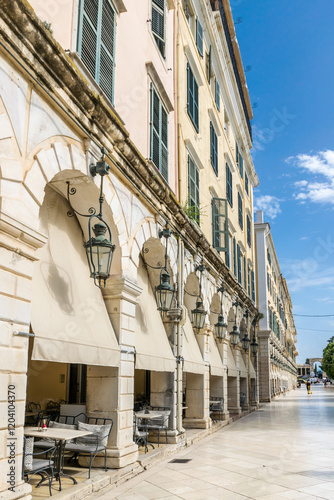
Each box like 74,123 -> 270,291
135,411 -> 163,449
24,427 -> 92,490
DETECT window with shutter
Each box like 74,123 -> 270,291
226,163 -> 233,207
243,255 -> 247,290
225,234 -> 231,268
206,46 -> 212,82
150,83 -> 168,181
236,142 -> 239,165
188,155 -> 200,224
152,0 -> 165,57
210,122 -> 218,175
196,18 -> 203,56
187,63 -> 199,131
251,270 -> 255,301
247,263 -> 250,296
212,198 -> 228,252
215,78 -> 220,111
237,244 -> 242,285
233,237 -> 237,277
247,215 -> 251,247
239,153 -> 243,178
245,172 -> 249,195
238,192 -> 243,229
78,0 -> 116,103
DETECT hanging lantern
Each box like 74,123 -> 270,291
84,222 -> 115,288
241,333 -> 251,351
250,336 -> 259,356
230,324 -> 240,346
215,314 -> 227,342
155,269 -> 175,312
192,299 -> 207,331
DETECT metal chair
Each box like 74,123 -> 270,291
23,436 -> 56,496
133,414 -> 149,453
145,406 -> 170,446
210,397 -> 224,421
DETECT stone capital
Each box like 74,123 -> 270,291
258,330 -> 271,340
103,275 -> 142,302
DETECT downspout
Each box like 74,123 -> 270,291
177,237 -> 184,433
176,0 -> 182,203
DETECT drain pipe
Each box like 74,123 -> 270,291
176,237 -> 185,433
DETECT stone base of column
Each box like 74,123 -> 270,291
148,430 -> 186,445
0,483 -> 31,500
223,411 -> 230,420
259,397 -> 271,403
228,406 -> 242,415
81,443 -> 138,469
182,418 -> 211,429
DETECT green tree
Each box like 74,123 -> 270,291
322,342 -> 334,379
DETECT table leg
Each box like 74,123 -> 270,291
54,440 -> 78,491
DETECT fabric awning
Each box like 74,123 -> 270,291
31,188 -> 120,367
250,360 -> 256,379
181,314 -> 205,374
134,258 -> 176,372
239,353 -> 248,378
208,333 -> 224,377
226,344 -> 238,377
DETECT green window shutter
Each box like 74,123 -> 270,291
150,83 -> 168,181
247,263 -> 250,296
238,193 -> 243,229
187,63 -> 199,131
225,235 -> 230,268
233,237 -> 237,277
251,270 -> 255,301
188,155 -> 200,224
245,172 -> 249,195
226,163 -> 233,206
210,122 -> 218,175
196,19 -> 203,56
237,244 -> 242,284
152,0 -> 165,57
215,78 -> 220,111
208,45 -> 212,81
239,153 -> 243,178
212,198 -> 228,252
247,215 -> 251,247
243,255 -> 247,290
78,0 -> 115,103
236,142 -> 239,164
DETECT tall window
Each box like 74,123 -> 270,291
235,142 -> 243,178
215,78 -> 220,111
196,18 -> 203,56
226,163 -> 232,207
210,122 -> 218,175
150,83 -> 168,181
247,263 -> 250,297
212,198 -> 228,252
233,237 -> 237,277
238,192 -> 243,229
245,172 -> 249,195
247,215 -> 251,247
78,0 -> 116,103
152,0 -> 165,57
251,270 -> 255,301
188,155 -> 200,224
237,244 -> 242,285
243,255 -> 247,290
226,234 -> 231,269
187,63 -> 199,131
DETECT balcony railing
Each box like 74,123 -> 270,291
210,0 -> 252,140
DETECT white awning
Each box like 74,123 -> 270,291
250,360 -> 256,379
181,314 -> 205,374
208,333 -> 224,377
134,258 -> 176,372
31,188 -> 120,367
226,344 -> 238,377
239,353 -> 248,378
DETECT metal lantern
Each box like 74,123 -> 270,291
230,324 -> 240,346
241,333 -> 251,351
155,269 -> 175,312
192,299 -> 207,331
250,336 -> 259,356
215,314 -> 227,342
84,222 -> 115,288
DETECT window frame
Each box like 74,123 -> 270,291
210,121 -> 218,175
187,62 -> 199,132
247,215 -> 251,247
151,0 -> 166,58
226,162 -> 233,207
238,192 -> 243,230
150,82 -> 169,181
187,154 -> 200,224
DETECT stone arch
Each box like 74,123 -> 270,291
184,272 -> 201,319
141,236 -> 176,295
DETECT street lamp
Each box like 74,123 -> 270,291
191,261 -> 207,331
230,301 -> 240,347
67,147 -> 116,288
241,332 -> 251,351
250,336 -> 259,356
155,224 -> 175,312
214,285 -> 227,343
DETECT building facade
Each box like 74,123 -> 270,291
254,210 -> 298,402
0,0 -> 261,498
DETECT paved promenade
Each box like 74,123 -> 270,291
94,386 -> 334,500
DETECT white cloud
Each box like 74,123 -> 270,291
253,195 -> 282,220
288,150 -> 334,206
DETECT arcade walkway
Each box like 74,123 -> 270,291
94,386 -> 334,499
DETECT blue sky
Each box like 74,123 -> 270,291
231,0 -> 334,364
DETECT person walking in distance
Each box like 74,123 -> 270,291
306,380 -> 312,394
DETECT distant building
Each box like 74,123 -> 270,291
254,211 -> 298,401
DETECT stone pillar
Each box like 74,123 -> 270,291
217,341 -> 229,420
258,330 -> 271,402
0,214 -> 46,499
87,277 -> 141,469
183,328 -> 210,429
